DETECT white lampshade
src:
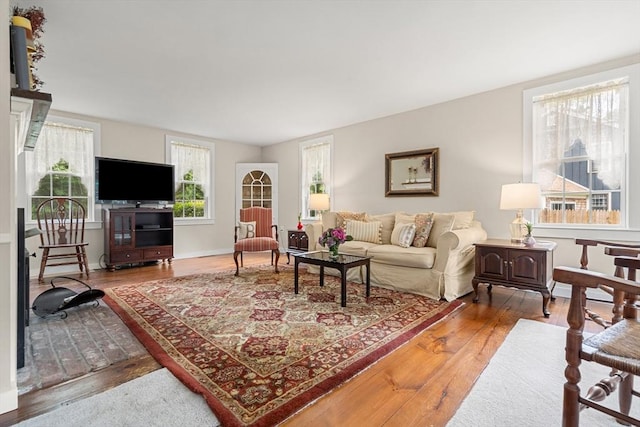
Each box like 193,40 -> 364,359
500,183 -> 543,210
309,193 -> 330,211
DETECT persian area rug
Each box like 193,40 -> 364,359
104,267 -> 462,427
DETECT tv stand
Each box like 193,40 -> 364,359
103,207 -> 174,271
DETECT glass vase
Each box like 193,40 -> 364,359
329,244 -> 340,259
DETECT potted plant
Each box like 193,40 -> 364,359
523,222 -> 536,247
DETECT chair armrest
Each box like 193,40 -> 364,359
271,224 -> 279,240
553,266 -> 640,295
433,223 -> 487,272
304,222 -> 323,251
234,225 -> 239,243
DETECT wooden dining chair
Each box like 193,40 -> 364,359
36,198 -> 90,282
553,256 -> 640,426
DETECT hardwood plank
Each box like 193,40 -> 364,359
3,253 -> 615,427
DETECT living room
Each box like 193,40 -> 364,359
1,1 -> 640,426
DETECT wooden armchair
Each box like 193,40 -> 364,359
233,207 -> 280,276
36,197 -> 90,282
553,256 -> 640,426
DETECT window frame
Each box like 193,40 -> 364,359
18,115 -> 101,226
523,63 -> 640,240
299,135 -> 333,221
165,135 -> 215,225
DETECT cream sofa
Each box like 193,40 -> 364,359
304,211 -> 487,301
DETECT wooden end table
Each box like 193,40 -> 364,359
293,251 -> 371,307
472,239 -> 557,317
286,229 -> 308,264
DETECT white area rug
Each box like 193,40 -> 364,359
448,318 -> 639,426
18,368 -> 220,427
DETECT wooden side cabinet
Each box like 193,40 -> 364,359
472,239 -> 557,317
104,208 -> 174,271
286,229 -> 309,263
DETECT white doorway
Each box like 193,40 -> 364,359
235,163 -> 278,226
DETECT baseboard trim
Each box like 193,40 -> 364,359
0,387 -> 18,414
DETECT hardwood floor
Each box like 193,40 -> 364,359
0,253 -> 610,427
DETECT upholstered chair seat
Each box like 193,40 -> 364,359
233,207 -> 280,276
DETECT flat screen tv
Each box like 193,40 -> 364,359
95,157 -> 175,206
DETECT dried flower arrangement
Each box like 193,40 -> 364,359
12,5 -> 46,89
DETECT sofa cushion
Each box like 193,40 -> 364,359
390,222 -> 416,248
321,211 -> 339,230
395,212 -> 416,225
336,211 -> 366,228
449,211 -> 475,229
427,213 -> 455,248
367,244 -> 437,269
412,213 -> 434,248
339,240 -> 378,257
365,212 -> 395,245
345,220 -> 382,244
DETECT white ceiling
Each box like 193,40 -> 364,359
14,0 -> 640,145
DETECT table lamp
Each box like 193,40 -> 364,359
309,193 -> 330,221
500,183 -> 543,243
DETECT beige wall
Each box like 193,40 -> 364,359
264,54 -> 640,281
24,111 -> 264,274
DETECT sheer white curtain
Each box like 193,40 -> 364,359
301,138 -> 332,219
26,121 -> 94,195
533,78 -> 627,189
171,142 -> 209,188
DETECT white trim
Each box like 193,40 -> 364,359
17,115 -> 101,222
235,163 -> 279,225
523,63 -> 640,239
165,135 -> 216,222
299,135 -> 334,221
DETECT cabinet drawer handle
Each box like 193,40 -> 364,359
126,254 -> 130,258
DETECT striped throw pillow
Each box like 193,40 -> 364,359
391,223 -> 416,248
345,220 -> 382,244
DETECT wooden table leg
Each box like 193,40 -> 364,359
472,279 -> 479,303
294,258 -> 299,294
365,262 -> 370,297
340,266 -> 347,307
541,290 -> 551,318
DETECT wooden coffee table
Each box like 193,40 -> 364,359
293,251 -> 371,307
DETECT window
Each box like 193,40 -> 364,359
165,136 -> 214,222
300,135 -> 333,220
524,64 -> 640,232
24,117 -> 99,221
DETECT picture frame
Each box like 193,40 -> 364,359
385,148 -> 439,197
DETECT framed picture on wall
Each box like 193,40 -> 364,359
385,148 -> 439,197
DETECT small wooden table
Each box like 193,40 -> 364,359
286,229 -> 308,264
472,239 -> 557,317
293,251 -> 371,307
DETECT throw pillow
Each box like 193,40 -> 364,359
345,220 -> 382,244
412,213 -> 434,248
238,221 -> 256,239
395,212 -> 416,225
336,211 -> 366,228
426,213 -> 455,248
449,211 -> 476,229
390,222 -> 416,248
365,212 -> 395,245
